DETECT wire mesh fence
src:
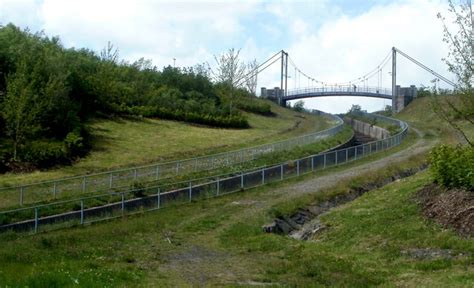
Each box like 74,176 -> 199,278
0,111 -> 344,208
0,113 -> 408,234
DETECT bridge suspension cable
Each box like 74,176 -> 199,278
286,49 -> 392,88
233,50 -> 282,87
393,47 -> 456,87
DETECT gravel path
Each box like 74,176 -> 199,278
230,126 -> 435,215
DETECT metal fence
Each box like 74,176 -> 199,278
0,111 -> 344,208
285,86 -> 392,98
0,113 -> 408,234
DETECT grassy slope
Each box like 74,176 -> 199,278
0,169 -> 472,286
397,95 -> 472,144
0,101 -> 332,186
0,97 -> 472,286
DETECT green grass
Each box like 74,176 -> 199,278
0,124 -> 471,286
397,96 -> 469,144
1,97 -> 471,286
0,125 -> 353,216
0,101 -> 332,187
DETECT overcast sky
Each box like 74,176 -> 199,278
0,0 -> 457,113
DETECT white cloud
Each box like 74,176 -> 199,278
281,0 -> 453,113
0,0 -> 456,113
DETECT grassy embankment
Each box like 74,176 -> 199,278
0,96 -> 471,286
0,101 -> 334,187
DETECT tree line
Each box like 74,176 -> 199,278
0,24 -> 271,172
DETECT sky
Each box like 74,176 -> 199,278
0,0 -> 458,113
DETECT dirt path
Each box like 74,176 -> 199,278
159,127 -> 437,285
235,126 -> 433,214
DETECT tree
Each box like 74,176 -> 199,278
245,59 -> 258,95
349,104 -> 362,113
293,100 -> 305,112
193,62 -> 211,79
213,48 -> 246,87
2,61 -> 42,161
436,0 -> 473,146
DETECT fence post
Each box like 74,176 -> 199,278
82,176 -> 87,193
121,193 -> 125,216
323,153 -> 327,169
20,186 -> 24,206
157,187 -> 161,209
53,182 -> 57,199
280,164 -> 284,180
335,151 -> 338,165
346,148 -> 348,163
311,156 -> 314,171
34,207 -> 39,233
80,200 -> 84,225
189,181 -> 192,202
297,160 -> 300,176
241,172 -> 244,189
109,173 -> 114,189
176,161 -> 180,175
155,166 -> 160,181
262,169 -> 265,185
216,177 -> 220,196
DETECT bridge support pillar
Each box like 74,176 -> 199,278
393,85 -> 417,113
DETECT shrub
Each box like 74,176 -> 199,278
64,131 -> 84,157
20,140 -> 66,168
430,145 -> 474,190
131,181 -> 146,198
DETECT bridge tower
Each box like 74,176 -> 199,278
391,47 -> 397,112
280,50 -> 288,106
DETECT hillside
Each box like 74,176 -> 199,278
0,100 -> 333,186
1,96 -> 473,286
397,96 -> 473,144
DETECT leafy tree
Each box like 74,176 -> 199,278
213,48 -> 246,87
349,104 -> 362,113
436,0 -> 473,146
292,100 -> 305,112
245,59 -> 258,95
2,61 -> 42,161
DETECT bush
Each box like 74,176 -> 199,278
430,145 -> 474,190
64,131 -> 84,157
19,140 -> 66,168
235,100 -> 273,116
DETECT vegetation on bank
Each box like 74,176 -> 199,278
0,101 -> 331,188
0,24 -> 271,172
0,155 -> 471,286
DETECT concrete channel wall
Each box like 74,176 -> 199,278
344,117 -> 390,140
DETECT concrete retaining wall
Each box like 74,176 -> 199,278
344,118 -> 390,140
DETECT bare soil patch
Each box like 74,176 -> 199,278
417,183 -> 474,238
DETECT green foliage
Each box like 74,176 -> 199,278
20,140 -> 65,167
63,131 -> 84,157
0,24 -> 281,170
292,100 -> 305,112
430,145 -> 474,190
131,181 -> 146,198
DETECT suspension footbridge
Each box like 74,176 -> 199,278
236,47 -> 456,112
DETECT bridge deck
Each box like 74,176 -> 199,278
283,86 -> 393,101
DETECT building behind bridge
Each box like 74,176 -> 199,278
393,85 -> 417,112
260,87 -> 284,101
